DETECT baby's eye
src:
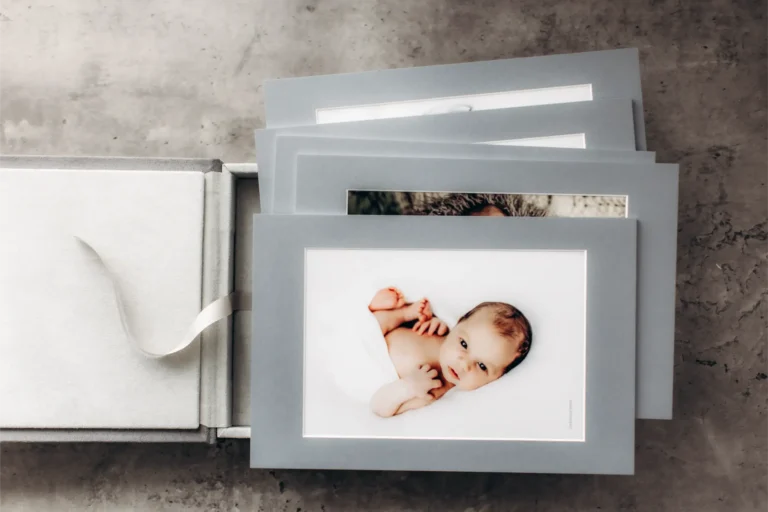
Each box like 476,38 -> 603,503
460,339 -> 467,349
478,362 -> 487,372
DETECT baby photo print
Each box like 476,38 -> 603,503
303,248 -> 587,442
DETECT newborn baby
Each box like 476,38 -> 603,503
368,287 -> 533,418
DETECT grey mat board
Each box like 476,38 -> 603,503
250,215 -> 637,474
293,154 -> 679,420
256,98 -> 639,213
274,134 -> 655,214
263,48 -> 646,151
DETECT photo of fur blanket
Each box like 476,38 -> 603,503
348,192 -> 627,218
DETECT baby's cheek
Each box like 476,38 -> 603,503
488,373 -> 505,386
462,375 -> 485,391
471,374 -> 498,390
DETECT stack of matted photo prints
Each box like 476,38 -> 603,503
250,48 -> 679,475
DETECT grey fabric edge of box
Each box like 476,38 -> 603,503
0,155 -> 223,173
223,163 -> 259,177
0,427 -> 214,443
222,164 -> 261,432
200,166 -> 236,428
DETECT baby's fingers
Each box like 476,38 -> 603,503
437,323 -> 448,336
429,378 -> 443,389
426,369 -> 438,378
428,320 -> 440,335
420,391 -> 436,401
412,320 -> 423,332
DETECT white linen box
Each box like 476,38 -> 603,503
0,156 -> 244,442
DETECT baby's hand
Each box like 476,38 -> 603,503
403,364 -> 443,399
413,317 -> 449,336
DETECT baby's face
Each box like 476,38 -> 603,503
469,204 -> 506,217
438,308 -> 519,391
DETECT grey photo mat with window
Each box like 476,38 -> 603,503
250,215 -> 637,474
263,48 -> 646,152
291,154 -> 679,420
270,134 -> 655,214
256,98 -> 640,213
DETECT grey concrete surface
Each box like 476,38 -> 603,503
1,0 -> 766,510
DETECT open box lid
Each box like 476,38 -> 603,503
0,156 -> 243,442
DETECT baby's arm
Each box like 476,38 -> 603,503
370,365 -> 442,418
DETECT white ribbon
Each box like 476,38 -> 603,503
74,235 -> 250,359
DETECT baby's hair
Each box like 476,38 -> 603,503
458,301 -> 533,373
407,193 -> 548,217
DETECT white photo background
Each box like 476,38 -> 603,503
314,84 -> 593,124
304,249 -> 586,441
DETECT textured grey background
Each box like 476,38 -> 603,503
1,0 -> 766,511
